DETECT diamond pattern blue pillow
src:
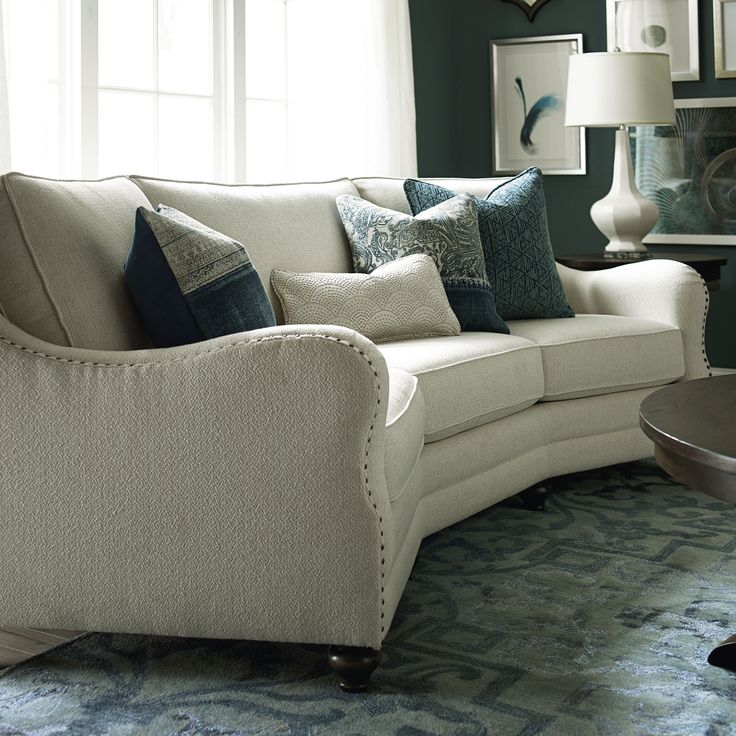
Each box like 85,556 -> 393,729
404,168 -> 574,320
336,193 -> 508,334
125,205 -> 276,347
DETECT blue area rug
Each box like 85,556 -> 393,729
1,460 -> 736,735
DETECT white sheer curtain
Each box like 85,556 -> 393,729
0,0 -> 417,182
287,0 -> 417,180
0,0 -> 11,174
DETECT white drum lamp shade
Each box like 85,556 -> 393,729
565,52 -> 675,253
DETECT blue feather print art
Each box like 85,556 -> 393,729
514,76 -> 562,154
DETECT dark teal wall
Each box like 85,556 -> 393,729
409,0 -> 735,368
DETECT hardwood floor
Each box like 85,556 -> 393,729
0,628 -> 80,670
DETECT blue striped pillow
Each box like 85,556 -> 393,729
125,205 -> 275,347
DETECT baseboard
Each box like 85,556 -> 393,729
711,367 -> 736,375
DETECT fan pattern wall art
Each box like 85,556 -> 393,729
632,97 -> 736,244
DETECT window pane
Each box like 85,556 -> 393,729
245,99 -> 286,183
245,0 -> 286,100
98,91 -> 155,176
158,95 -> 214,180
5,0 -> 61,175
158,0 -> 212,95
99,0 -> 155,89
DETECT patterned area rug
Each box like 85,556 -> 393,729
1,460 -> 736,735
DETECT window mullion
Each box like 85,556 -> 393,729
283,0 -> 290,182
153,0 -> 160,176
212,0 -> 226,182
233,0 -> 246,182
79,0 -> 98,179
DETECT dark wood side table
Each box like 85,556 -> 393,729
556,253 -> 727,291
640,375 -> 736,670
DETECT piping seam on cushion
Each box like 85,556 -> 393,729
3,177 -> 75,347
520,329 -> 680,349
386,375 -> 420,428
540,374 -> 684,401
424,396 -> 541,443
405,343 -> 540,376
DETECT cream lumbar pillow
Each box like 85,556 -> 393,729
270,254 -> 461,343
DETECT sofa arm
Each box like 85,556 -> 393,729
0,318 -> 393,649
557,260 -> 710,380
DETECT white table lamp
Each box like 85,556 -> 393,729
565,52 -> 675,254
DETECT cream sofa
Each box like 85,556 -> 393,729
0,172 -> 709,691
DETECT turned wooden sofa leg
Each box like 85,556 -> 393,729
518,480 -> 551,510
327,645 -> 382,692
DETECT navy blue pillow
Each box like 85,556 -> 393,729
404,168 -> 574,320
125,205 -> 275,347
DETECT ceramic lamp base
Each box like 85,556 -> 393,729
591,127 -> 660,254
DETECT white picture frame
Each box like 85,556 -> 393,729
490,34 -> 585,176
606,0 -> 699,81
714,0 -> 736,78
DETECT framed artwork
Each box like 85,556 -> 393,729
714,0 -> 736,78
501,0 -> 552,21
631,98 -> 736,245
606,0 -> 699,81
490,34 -> 585,176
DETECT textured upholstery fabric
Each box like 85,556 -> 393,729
404,168 -> 575,320
271,254 -> 460,343
557,260 -> 710,381
337,193 -> 508,333
130,176 -> 359,324
509,314 -> 684,401
0,317 -> 395,650
126,206 -> 275,347
384,387 -> 655,628
0,172 -> 713,655
351,176 -> 509,213
385,368 -> 425,501
378,333 -> 543,442
0,173 -> 152,349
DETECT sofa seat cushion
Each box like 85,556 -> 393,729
508,314 -> 685,401
378,333 -> 543,443
385,368 -> 425,500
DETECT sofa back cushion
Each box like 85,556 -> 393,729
0,173 -> 153,349
130,176 -> 359,323
352,176 -> 510,213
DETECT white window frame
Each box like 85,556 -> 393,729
65,0 -> 289,182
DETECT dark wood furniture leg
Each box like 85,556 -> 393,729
327,645 -> 381,692
518,481 -> 551,510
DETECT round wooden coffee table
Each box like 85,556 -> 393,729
640,375 -> 736,669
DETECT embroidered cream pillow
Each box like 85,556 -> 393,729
270,254 -> 460,343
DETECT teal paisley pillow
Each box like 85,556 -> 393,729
336,193 -> 508,333
404,168 -> 574,320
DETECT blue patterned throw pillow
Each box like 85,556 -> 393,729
125,205 -> 275,347
336,193 -> 508,333
404,168 -> 574,320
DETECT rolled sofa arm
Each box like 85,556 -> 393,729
557,260 -> 710,380
0,317 -> 393,650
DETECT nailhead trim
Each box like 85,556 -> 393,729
0,330 -> 388,640
359,349 -> 386,637
700,278 -> 712,377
